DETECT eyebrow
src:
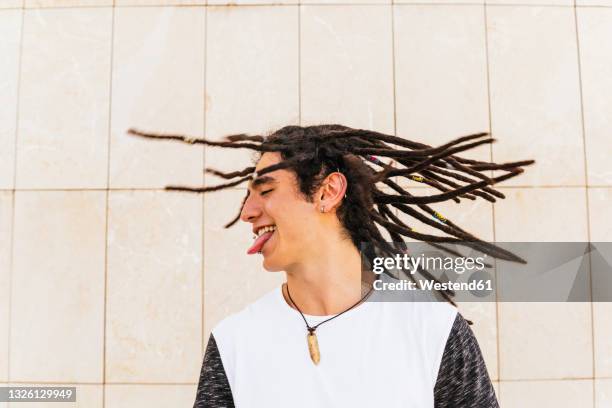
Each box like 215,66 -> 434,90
247,175 -> 277,190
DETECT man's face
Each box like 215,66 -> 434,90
240,152 -> 320,272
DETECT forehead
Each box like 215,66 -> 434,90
254,151 -> 282,172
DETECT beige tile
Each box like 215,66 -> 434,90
116,0 -> 204,5
105,384 -> 196,408
386,186 -> 498,295
589,189 -> 612,377
596,379 -> 612,408
0,10 -> 21,189
397,186 -> 495,241
106,191 -> 202,382
488,0 -> 572,4
577,8 -> 612,186
7,383 -> 102,408
457,302 -> 499,381
594,302 -> 612,378
487,6 -> 584,186
589,188 -> 612,241
16,8 -> 112,189
0,1 -> 22,8
499,302 -> 592,379
10,191 -> 106,382
110,7 -> 205,189
208,0 -> 294,4
303,0 -> 388,3
589,187 -> 612,378
204,5 -> 299,187
495,189 -> 592,380
577,0 -> 612,5
390,187 -> 498,377
500,379 -> 593,408
203,188 -> 284,339
391,184 -> 496,287
300,5 -> 394,133
394,4 -> 491,175
397,0 -> 482,3
0,193 -> 12,382
494,188 -> 588,242
25,0 -> 112,7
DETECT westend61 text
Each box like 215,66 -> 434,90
373,279 -> 493,292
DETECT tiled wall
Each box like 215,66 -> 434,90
0,1 -> 610,407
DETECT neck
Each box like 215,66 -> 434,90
281,236 -> 374,316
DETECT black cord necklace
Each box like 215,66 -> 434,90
285,282 -> 374,365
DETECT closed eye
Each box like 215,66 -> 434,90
260,189 -> 274,196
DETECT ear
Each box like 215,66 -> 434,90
318,171 -> 347,213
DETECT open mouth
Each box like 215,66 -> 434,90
247,225 -> 276,255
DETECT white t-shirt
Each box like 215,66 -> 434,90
193,283 -> 499,408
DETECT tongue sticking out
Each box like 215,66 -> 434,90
247,231 -> 274,255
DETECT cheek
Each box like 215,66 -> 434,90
280,214 -> 316,244
266,201 -> 311,240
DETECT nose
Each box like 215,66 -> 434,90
240,191 -> 261,224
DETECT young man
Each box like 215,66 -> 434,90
128,124 -> 533,407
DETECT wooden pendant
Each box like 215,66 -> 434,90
307,331 -> 320,365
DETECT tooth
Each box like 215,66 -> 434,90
255,225 -> 276,238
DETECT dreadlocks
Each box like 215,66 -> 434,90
127,124 -> 534,313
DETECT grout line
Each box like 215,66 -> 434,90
102,5 -> 117,406
212,184 -> 612,192
12,3 -> 612,10
498,377 -> 596,383
388,1 -> 401,226
390,4 -> 397,135
379,184 -> 609,189
571,1 -> 596,405
481,1 -> 501,387
7,4 -> 26,386
201,4 -> 208,358
390,0 -> 398,186
2,376 -> 607,384
2,184 -> 610,194
298,3 -> 301,126
497,377 -> 598,382
5,2 -> 612,9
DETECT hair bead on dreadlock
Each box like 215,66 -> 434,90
128,124 -> 535,315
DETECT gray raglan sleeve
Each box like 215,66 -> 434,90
193,333 -> 236,408
434,312 -> 500,408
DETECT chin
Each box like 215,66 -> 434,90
262,260 -> 285,273
261,252 -> 288,272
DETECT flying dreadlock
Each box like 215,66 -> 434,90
127,124 -> 535,319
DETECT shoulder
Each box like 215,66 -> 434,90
395,298 -> 458,341
417,299 -> 459,353
390,299 -> 459,382
372,274 -> 458,342
206,286 -> 282,385
434,311 -> 500,407
211,286 -> 281,341
438,310 -> 485,368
